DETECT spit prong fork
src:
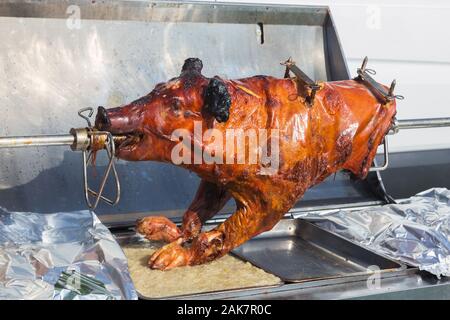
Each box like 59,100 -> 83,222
78,107 -> 121,211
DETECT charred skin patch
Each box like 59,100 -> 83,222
322,87 -> 344,115
367,131 -> 376,152
316,156 -> 328,178
190,231 -> 225,264
203,77 -> 231,123
335,132 -> 353,166
359,156 -> 369,178
267,97 -> 280,109
283,158 -> 312,183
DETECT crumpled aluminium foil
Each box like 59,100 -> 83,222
299,188 -> 450,278
0,208 -> 138,300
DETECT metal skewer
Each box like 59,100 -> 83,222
0,133 -> 126,149
1,108 -> 450,200
3,118 -> 449,148
0,134 -> 75,148
390,117 -> 450,134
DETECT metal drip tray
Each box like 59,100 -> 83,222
232,219 -> 406,282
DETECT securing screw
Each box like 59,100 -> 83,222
388,79 -> 396,97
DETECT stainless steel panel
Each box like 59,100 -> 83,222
232,219 -> 405,282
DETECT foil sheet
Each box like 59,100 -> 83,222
0,208 -> 138,300
299,188 -> 450,278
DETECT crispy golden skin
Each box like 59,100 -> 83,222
96,58 -> 396,270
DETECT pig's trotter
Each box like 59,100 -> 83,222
189,230 -> 225,263
136,216 -> 182,243
188,205 -> 285,266
147,232 -> 224,270
148,238 -> 192,270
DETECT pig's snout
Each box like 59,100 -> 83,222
94,105 -> 144,135
95,106 -> 111,131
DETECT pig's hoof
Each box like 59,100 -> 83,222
136,216 -> 182,243
148,239 -> 191,270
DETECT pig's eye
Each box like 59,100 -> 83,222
170,99 -> 182,117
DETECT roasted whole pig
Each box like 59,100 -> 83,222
95,58 -> 397,270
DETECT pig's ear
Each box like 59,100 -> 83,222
203,77 -> 231,123
181,58 -> 203,74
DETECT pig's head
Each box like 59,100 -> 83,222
94,58 -> 231,161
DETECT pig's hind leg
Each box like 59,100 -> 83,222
136,180 -> 230,243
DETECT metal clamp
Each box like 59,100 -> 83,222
82,131 -> 121,210
77,107 -> 121,210
356,57 -> 404,104
281,57 -> 321,107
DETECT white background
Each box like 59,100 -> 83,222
193,0 -> 450,153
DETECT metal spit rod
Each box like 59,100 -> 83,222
0,116 -> 449,200
0,132 -> 126,150
0,134 -> 75,148
390,117 -> 450,134
1,117 -> 449,149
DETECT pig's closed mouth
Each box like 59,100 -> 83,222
116,131 -> 144,151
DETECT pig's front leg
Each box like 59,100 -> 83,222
136,180 -> 230,243
180,180 -> 231,241
148,202 -> 285,270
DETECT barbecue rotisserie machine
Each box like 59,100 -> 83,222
1,1 -> 450,299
